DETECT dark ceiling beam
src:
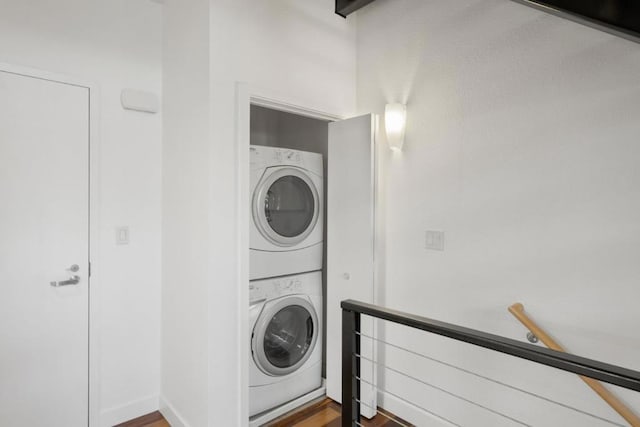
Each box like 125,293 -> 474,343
334,0 -> 640,42
335,0 -> 377,18
513,0 -> 640,43
335,0 -> 640,43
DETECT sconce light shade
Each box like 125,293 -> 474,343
385,103 -> 406,152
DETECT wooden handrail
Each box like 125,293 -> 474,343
508,303 -> 640,427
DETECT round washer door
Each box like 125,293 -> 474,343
252,296 -> 319,376
253,167 -> 320,247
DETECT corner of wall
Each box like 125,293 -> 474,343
159,395 -> 191,427
99,395 -> 160,427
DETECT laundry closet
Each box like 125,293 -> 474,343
246,103 -> 377,425
248,105 -> 329,425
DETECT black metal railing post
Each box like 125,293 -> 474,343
342,307 -> 361,426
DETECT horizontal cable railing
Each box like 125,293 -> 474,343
341,299 -> 640,427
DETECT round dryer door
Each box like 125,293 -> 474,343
252,296 -> 319,376
253,167 -> 320,247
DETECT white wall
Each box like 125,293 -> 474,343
0,0 -> 163,425
160,0 -> 211,426
208,2 -> 356,423
160,1 -> 356,425
209,0 -> 357,118
356,0 -> 640,425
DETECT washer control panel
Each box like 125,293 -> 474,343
249,271 -> 322,303
249,272 -> 323,303
276,276 -> 303,294
249,277 -> 304,302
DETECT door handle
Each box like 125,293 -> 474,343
50,275 -> 80,287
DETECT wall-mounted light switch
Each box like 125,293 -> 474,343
116,226 -> 130,245
425,230 -> 444,251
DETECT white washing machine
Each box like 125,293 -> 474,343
249,271 -> 323,418
250,146 -> 323,280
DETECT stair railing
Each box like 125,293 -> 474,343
341,299 -> 640,427
509,302 -> 640,427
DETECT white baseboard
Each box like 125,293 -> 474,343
249,383 -> 326,427
378,391 -> 455,427
100,394 -> 159,427
159,395 -> 191,427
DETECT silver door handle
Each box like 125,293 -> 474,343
50,275 -> 80,287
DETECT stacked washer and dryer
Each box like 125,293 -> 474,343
249,145 -> 324,420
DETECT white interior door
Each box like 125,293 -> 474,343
0,70 -> 90,426
326,114 -> 377,418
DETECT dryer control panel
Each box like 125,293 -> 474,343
278,149 -> 303,164
250,146 -> 307,170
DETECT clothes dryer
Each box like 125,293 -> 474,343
250,146 -> 323,280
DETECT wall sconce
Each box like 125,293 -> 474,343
385,103 -> 406,152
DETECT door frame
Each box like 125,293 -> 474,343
236,84 -> 360,426
0,62 -> 101,427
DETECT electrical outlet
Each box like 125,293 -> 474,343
425,230 -> 444,251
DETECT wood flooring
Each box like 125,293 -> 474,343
266,398 -> 411,427
114,411 -> 169,427
116,398 -> 410,427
